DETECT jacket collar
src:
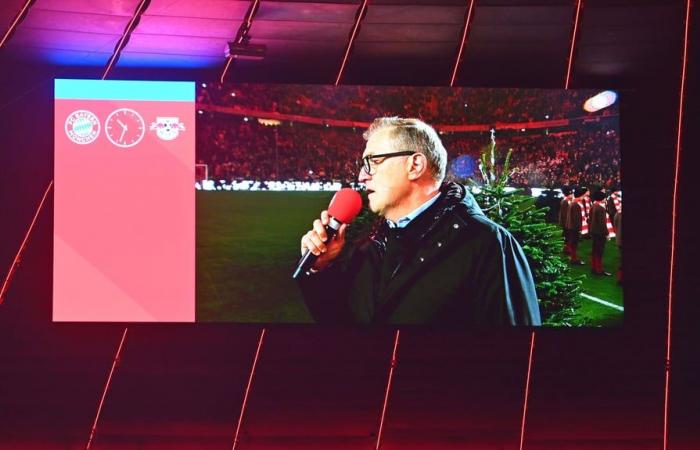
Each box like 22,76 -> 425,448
370,182 -> 484,243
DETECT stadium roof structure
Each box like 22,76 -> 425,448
0,0 -> 689,86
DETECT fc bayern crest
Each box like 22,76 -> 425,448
150,117 -> 186,141
65,110 -> 100,145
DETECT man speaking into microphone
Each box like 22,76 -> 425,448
296,117 -> 541,326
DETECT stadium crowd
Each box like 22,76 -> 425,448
197,116 -> 362,182
196,83 -> 620,189
198,83 -> 615,125
507,128 -> 620,188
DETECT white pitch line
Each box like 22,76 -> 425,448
580,293 -> 624,311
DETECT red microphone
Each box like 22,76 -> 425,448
292,188 -> 362,279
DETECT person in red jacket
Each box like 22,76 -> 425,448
589,190 -> 613,276
567,187 -> 589,265
559,185 -> 574,256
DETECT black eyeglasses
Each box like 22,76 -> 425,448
359,151 -> 416,175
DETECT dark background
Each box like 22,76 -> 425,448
0,0 -> 698,448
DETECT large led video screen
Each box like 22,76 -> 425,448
54,80 -> 622,326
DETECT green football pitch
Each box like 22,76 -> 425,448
565,238 -> 623,327
196,191 -> 623,326
196,191 -> 331,322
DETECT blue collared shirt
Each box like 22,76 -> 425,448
386,192 -> 441,229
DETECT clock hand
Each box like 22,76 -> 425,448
119,128 -> 126,142
117,119 -> 127,129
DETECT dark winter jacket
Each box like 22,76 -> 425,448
297,182 -> 542,326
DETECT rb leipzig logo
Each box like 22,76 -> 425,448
150,117 -> 186,141
65,110 -> 100,145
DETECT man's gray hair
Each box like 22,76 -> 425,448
363,117 -> 447,182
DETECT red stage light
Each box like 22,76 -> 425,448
450,0 -> 477,87
665,1 -> 692,448
335,0 -> 369,86
86,328 -> 129,450
0,180 -> 53,305
565,0 -> 584,90
519,331 -> 536,450
375,330 -> 400,450
232,328 -> 267,450
0,0 -> 32,49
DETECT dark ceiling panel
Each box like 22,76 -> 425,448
476,0 -> 572,6
347,3 -> 466,81
474,4 -> 573,25
370,0 -> 466,6
7,27 -> 120,52
249,37 -> 348,58
577,61 -> 646,77
246,1 -> 358,72
356,23 -> 462,42
32,0 -> 140,16
133,16 -> 241,39
237,2 -> 359,77
579,4 -> 681,43
255,1 -> 359,22
466,42 -> 568,59
582,0 -> 683,20
467,23 -> 572,43
341,57 -> 454,85
579,42 -> 675,62
0,0 -> 29,36
352,40 -> 458,58
581,25 -> 674,46
457,4 -> 573,87
228,58 -> 340,83
574,4 -> 684,80
251,20 -> 352,41
19,9 -> 131,34
363,5 -> 466,24
124,33 -> 228,57
145,0 -> 250,20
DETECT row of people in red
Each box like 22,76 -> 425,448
559,187 -> 622,281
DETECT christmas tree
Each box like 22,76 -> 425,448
469,130 -> 583,325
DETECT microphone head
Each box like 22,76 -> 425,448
327,188 -> 363,224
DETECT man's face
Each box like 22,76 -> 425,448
358,128 -> 412,219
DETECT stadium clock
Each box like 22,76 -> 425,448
105,108 -> 146,148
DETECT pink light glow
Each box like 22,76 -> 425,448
335,0 -> 369,86
0,0 -> 33,48
565,0 -> 583,90
0,179 -> 53,305
86,327 -> 129,450
519,331 -> 536,450
232,328 -> 267,450
449,0 -> 476,87
665,1 -> 691,448
376,330 -> 400,450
